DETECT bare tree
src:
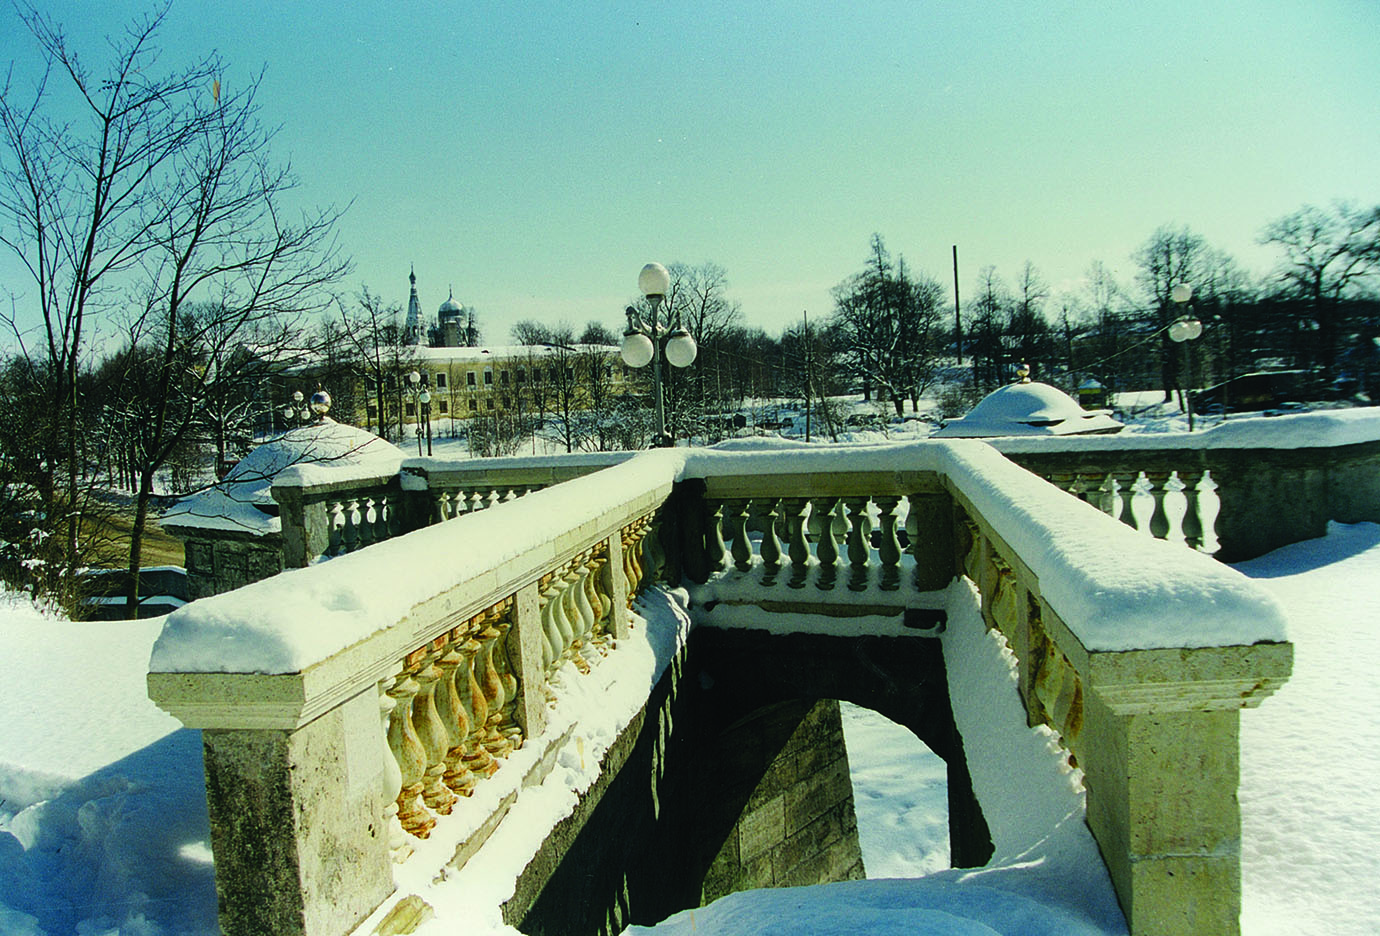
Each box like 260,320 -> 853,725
0,5 -> 229,594
1261,201 -> 1380,384
338,287 -> 417,442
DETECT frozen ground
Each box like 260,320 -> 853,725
1,521 -> 1377,935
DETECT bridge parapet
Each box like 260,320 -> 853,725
672,442 -> 1293,936
149,453 -> 676,936
151,440 -> 1298,936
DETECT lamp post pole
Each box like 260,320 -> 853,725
1169,283 -> 1204,432
621,262 -> 697,447
407,370 -> 429,456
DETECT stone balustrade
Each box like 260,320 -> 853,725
149,456 -> 670,936
272,468 -> 409,567
152,438 -> 1305,936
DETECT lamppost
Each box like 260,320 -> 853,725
408,370 -> 432,456
1168,283 -> 1204,432
620,262 -> 697,447
282,389 -> 331,428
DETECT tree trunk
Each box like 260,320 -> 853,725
124,468 -> 156,619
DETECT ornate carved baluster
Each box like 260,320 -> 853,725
727,499 -> 753,572
844,496 -> 871,592
784,497 -> 811,589
1144,471 -> 1172,539
1195,471 -> 1221,555
495,600 -> 525,749
811,496 -> 842,590
1116,472 -> 1141,530
326,499 -> 346,556
478,608 -> 513,757
457,632 -> 499,778
1160,472 -> 1189,545
704,498 -> 728,572
433,490 -> 452,524
386,672 -> 435,838
377,676 -> 408,857
560,560 -> 590,674
1095,474 -> 1122,522
538,573 -> 561,671
355,497 -> 377,548
385,493 -> 403,538
579,552 -> 609,658
958,515 -> 982,581
341,497 -> 362,553
751,497 -> 783,585
642,513 -> 666,585
411,644 -> 458,815
433,636 -> 476,797
874,495 -> 903,590
623,522 -> 643,599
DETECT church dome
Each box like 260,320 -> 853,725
934,381 -> 1123,437
438,296 -> 462,315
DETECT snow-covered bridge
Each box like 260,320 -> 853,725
142,426 -> 1360,936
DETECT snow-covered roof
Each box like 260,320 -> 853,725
934,381 -> 1123,438
409,344 -> 617,364
161,419 -> 404,536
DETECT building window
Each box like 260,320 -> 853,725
500,370 -> 510,385
486,398 -> 495,410
467,371 -> 477,388
438,400 -> 448,414
386,374 -> 397,390
366,405 -> 378,419
405,402 -> 416,416
436,372 -> 447,389
469,399 -> 478,412
500,395 -> 510,409
516,367 -> 526,383
365,377 -> 377,391
483,370 -> 493,386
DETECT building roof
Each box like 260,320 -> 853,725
162,419 -> 404,536
934,381 -> 1123,438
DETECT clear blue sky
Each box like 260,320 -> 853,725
2,0 -> 1378,343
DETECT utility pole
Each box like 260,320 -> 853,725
803,311 -> 812,443
952,245 -> 963,365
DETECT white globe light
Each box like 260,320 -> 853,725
620,332 -> 654,368
1170,283 -> 1193,304
638,262 -> 671,298
309,390 -> 331,414
1168,320 -> 1190,343
418,389 -> 430,405
1184,318 -> 1203,341
408,370 -> 421,385
665,330 -> 698,368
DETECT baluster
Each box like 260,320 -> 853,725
386,492 -> 404,538
341,497 -> 362,553
411,645 -> 458,815
751,497 -> 783,585
433,490 -> 452,524
326,499 -> 346,556
642,514 -> 666,584
477,609 -> 513,757
1115,472 -> 1141,530
1067,475 -> 1089,501
386,672 -> 435,838
727,499 -> 753,572
432,637 -> 476,797
1144,471 -> 1173,540
1195,471 -> 1221,555
1095,474 -> 1122,522
784,497 -> 811,589
874,495 -> 903,590
1160,471 -> 1188,545
811,496 -> 842,591
624,523 -> 644,599
1127,472 -> 1155,535
959,516 -> 982,581
457,633 -> 499,779
560,561 -> 589,674
844,496 -> 872,592
538,573 -> 561,671
495,601 -> 524,749
371,494 -> 390,542
580,552 -> 609,658
704,498 -> 728,572
595,549 -> 618,649
377,676 -> 409,857
355,497 -> 377,548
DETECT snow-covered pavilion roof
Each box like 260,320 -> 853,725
162,419 -> 403,536
934,381 -> 1123,438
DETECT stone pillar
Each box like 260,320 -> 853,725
511,581 -> 548,740
1079,693 -> 1244,936
199,688 -> 392,936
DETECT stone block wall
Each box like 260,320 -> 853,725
700,699 -> 865,899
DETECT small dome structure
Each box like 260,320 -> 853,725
163,419 -> 405,535
934,381 -> 1123,438
438,295 -> 463,315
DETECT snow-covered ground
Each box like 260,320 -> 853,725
2,521 -> 1377,935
